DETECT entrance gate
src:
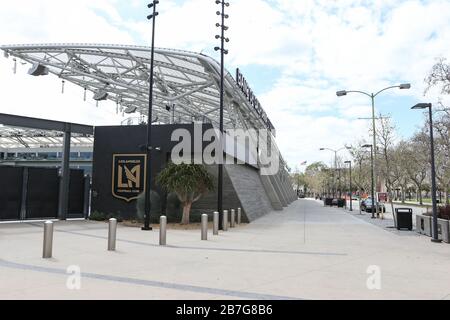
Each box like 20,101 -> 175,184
0,166 -> 90,221
0,167 -> 23,220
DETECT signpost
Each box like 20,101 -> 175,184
377,192 -> 388,203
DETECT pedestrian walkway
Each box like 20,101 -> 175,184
0,199 -> 449,300
333,199 -> 428,236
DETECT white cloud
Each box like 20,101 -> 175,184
0,0 -> 449,170
0,0 -> 132,125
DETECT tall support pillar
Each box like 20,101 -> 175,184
58,125 -> 71,220
83,174 -> 91,219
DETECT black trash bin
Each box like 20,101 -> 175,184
395,208 -> 413,231
337,199 -> 346,208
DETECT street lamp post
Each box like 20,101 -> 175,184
412,103 -> 442,243
142,0 -> 160,231
337,168 -> 342,199
320,147 -> 349,198
362,144 -> 375,219
214,0 -> 230,230
345,160 -> 353,212
337,84 -> 411,214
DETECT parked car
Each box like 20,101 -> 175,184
360,197 -> 386,213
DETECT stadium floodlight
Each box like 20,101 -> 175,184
141,0 -> 161,232
124,106 -> 138,114
28,63 -> 49,76
93,90 -> 108,101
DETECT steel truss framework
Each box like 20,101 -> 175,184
0,126 -> 93,148
2,44 -> 268,130
1,44 -> 289,171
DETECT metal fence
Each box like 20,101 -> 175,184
0,166 -> 90,221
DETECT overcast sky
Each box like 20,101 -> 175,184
1,0 -> 449,170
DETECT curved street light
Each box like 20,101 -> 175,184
337,83 -> 411,215
319,146 -> 350,198
411,103 -> 442,243
215,0 -> 230,230
362,144 -> 375,219
344,160 -> 353,212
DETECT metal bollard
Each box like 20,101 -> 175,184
201,214 -> 208,240
108,218 -> 117,251
160,216 -> 167,246
43,221 -> 54,259
230,209 -> 236,228
213,211 -> 219,235
223,210 -> 229,231
237,208 -> 242,225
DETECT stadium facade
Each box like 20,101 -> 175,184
0,44 -> 296,222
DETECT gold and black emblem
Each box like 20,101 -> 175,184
112,154 -> 147,202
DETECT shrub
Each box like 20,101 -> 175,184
106,213 -> 124,223
89,211 -> 123,222
89,211 -> 107,221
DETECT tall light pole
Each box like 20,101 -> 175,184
362,144 -> 375,219
142,0 -> 159,231
296,171 -> 301,197
337,84 -> 411,211
345,160 -> 353,211
412,103 -> 442,243
214,0 -> 229,230
320,147 -> 349,198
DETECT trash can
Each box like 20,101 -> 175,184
395,208 -> 413,231
337,199 -> 346,208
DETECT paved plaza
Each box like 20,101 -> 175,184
1,199 -> 449,300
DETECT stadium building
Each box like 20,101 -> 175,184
0,44 -> 296,223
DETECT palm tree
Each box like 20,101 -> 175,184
156,163 -> 214,224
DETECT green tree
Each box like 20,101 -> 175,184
304,162 -> 331,196
156,163 -> 214,225
291,169 -> 307,195
404,133 -> 429,205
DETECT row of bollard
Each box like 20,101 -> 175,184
42,208 -> 243,258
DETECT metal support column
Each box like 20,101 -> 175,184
58,126 -> 71,220
20,167 -> 28,220
83,175 -> 91,219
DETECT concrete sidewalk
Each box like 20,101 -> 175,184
1,199 -> 449,300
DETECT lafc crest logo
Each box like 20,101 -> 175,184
112,154 -> 146,202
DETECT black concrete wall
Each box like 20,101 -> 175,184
91,124 -> 250,223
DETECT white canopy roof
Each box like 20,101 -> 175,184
1,43 -> 275,133
1,44 -> 289,170
0,125 -> 93,148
